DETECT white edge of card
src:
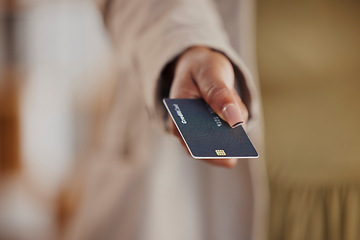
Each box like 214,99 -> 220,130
163,99 -> 259,159
163,99 -> 196,157
192,154 -> 259,159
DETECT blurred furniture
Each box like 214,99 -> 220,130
258,1 -> 360,239
0,0 -> 22,175
0,1 -> 112,239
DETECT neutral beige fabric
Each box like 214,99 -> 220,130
64,0 -> 268,239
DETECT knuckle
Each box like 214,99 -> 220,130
197,64 -> 212,81
206,85 -> 230,106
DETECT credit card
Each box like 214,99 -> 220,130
163,98 -> 258,159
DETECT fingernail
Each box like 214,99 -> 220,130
222,103 -> 244,128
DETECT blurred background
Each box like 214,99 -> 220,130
0,1 -> 113,239
258,0 -> 360,239
0,0 -> 359,239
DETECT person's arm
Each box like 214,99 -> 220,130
96,0 -> 257,167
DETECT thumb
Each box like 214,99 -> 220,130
194,54 -> 248,127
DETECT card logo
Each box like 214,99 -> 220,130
173,104 -> 187,124
215,149 -> 226,156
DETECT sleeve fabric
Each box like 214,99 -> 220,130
96,0 -> 258,129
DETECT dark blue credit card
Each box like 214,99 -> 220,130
163,98 -> 258,159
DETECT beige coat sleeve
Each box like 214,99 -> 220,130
96,0 -> 257,127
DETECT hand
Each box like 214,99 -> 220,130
169,46 -> 249,168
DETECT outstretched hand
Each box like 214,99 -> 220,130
169,46 -> 249,168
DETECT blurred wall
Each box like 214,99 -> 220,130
257,0 -> 360,239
